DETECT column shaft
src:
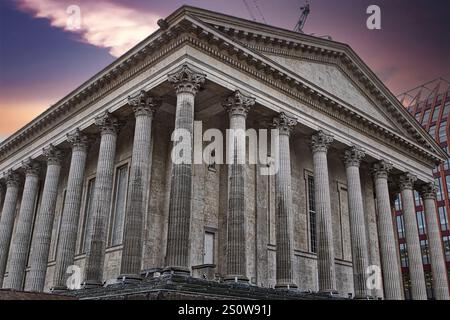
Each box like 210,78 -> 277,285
421,183 -> 450,300
0,173 -> 21,287
273,113 -> 297,288
344,146 -> 370,298
53,130 -> 88,289
311,131 -> 336,292
165,64 -> 205,274
373,161 -> 403,300
84,112 -> 119,286
120,91 -> 159,278
26,146 -> 62,292
400,174 -> 427,300
223,91 -> 254,282
6,161 -> 40,290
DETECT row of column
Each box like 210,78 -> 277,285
0,63 -> 448,300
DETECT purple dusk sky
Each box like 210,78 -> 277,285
0,0 -> 449,141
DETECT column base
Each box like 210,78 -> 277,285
318,289 -> 339,298
353,294 -> 374,300
223,275 -> 249,284
81,281 -> 103,289
162,266 -> 191,276
275,283 -> 298,290
50,286 -> 69,294
117,274 -> 143,284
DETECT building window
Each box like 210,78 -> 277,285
431,106 -> 441,122
443,101 -> 450,118
307,175 -> 316,253
428,124 -> 436,138
422,109 -> 431,125
439,121 -> 447,143
397,215 -> 405,239
444,158 -> 450,171
53,190 -> 67,260
109,164 -> 129,246
420,239 -> 430,265
435,177 -> 444,201
443,236 -> 450,262
414,191 -> 421,207
416,211 -> 426,235
415,112 -> 421,121
400,243 -> 408,267
438,206 -> 449,231
79,177 -> 96,253
203,231 -> 215,264
446,175 -> 450,199
394,196 -> 402,211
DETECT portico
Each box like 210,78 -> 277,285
0,6 -> 448,300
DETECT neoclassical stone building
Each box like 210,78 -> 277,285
0,6 -> 448,300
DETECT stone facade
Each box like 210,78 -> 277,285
0,6 -> 448,300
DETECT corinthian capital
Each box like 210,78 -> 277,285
399,173 -> 417,191
67,129 -> 89,152
95,111 -> 120,135
311,130 -> 334,153
420,182 -> 437,200
223,90 -> 255,118
372,160 -> 393,180
273,112 -> 297,136
6,170 -> 21,188
128,90 -> 161,118
167,64 -> 206,95
43,144 -> 64,166
22,158 -> 41,177
344,146 -> 365,168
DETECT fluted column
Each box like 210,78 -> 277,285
372,160 -> 403,300
84,111 -> 120,287
26,145 -> 63,292
6,160 -> 41,290
119,91 -> 160,280
273,112 -> 297,289
420,183 -> 450,300
344,146 -> 370,298
311,131 -> 336,292
222,90 -> 255,282
399,173 -> 427,300
53,129 -> 89,290
164,64 -> 206,275
0,172 -> 21,287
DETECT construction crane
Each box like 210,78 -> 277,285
294,1 -> 310,33
242,0 -> 267,24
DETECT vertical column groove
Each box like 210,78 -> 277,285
83,112 -> 119,287
311,131 -> 336,293
399,173 -> 427,300
164,64 -> 205,274
26,145 -> 63,292
372,161 -> 403,300
344,146 -> 370,298
0,172 -> 21,288
53,129 -> 89,290
6,160 -> 40,290
273,112 -> 297,289
420,183 -> 450,300
119,91 -> 160,279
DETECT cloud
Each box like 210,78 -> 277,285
16,0 -> 161,57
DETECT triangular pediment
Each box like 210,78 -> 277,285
262,54 -> 402,133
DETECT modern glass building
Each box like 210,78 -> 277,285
399,85 -> 450,299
